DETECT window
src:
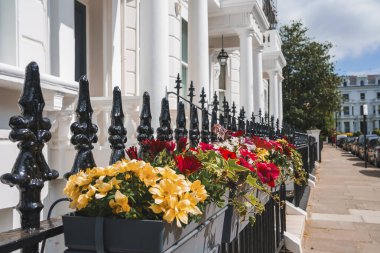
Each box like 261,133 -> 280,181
343,81 -> 347,87
360,80 -> 365,86
378,79 -> 380,85
352,106 -> 354,115
377,93 -> 380,99
360,105 -> 363,115
360,93 -> 365,100
181,19 -> 188,96
343,106 -> 350,116
344,122 -> 350,133
374,105 -> 376,114
342,94 -> 349,101
378,105 -> 380,115
75,1 -> 87,81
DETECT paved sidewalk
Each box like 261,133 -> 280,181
303,144 -> 380,253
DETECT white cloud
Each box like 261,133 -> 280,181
277,0 -> 380,60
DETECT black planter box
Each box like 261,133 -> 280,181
221,189 -> 270,243
63,205 -> 228,253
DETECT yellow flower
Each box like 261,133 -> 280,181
94,176 -> 113,199
77,194 -> 90,210
256,148 -> 269,161
190,180 -> 208,203
109,190 -> 131,214
137,164 -> 160,186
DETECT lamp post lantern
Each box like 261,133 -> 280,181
363,104 -> 368,168
217,35 -> 229,102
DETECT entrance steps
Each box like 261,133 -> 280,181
285,202 -> 307,253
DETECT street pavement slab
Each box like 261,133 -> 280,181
303,144 -> 380,253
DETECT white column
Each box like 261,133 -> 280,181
188,0 -> 209,98
139,0 -> 168,128
253,45 -> 264,115
269,70 -> 279,120
278,79 -> 283,126
238,29 -> 254,115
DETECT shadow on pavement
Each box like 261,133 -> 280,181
359,169 -> 380,178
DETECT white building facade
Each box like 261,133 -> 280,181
337,75 -> 380,133
0,0 -> 285,250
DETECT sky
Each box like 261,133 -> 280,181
277,0 -> 380,76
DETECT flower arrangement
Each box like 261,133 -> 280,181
64,124 -> 306,228
64,159 -> 207,227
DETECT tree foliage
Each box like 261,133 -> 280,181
280,21 -> 341,133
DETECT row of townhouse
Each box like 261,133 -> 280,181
0,0 -> 285,251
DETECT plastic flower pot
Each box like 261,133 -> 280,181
63,206 -> 228,253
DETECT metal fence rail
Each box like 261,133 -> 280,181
0,63 -> 315,253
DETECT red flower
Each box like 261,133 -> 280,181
126,146 -> 140,160
199,142 -> 216,152
175,154 -> 202,175
231,130 -> 245,137
141,139 -> 175,156
238,157 -> 255,171
219,148 -> 237,160
177,137 -> 188,152
255,162 -> 280,187
239,148 -> 258,161
165,141 -> 176,152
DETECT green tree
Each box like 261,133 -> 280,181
280,21 -> 341,134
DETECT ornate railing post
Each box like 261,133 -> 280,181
231,102 -> 237,131
238,107 -> 246,132
270,115 -> 275,140
137,92 -> 154,145
65,76 -> 98,179
175,101 -> 188,143
189,105 -> 200,147
108,87 -> 127,164
174,73 -> 182,104
211,92 -> 219,142
1,62 -> 59,253
276,118 -> 280,139
200,88 -> 210,143
157,97 -> 173,141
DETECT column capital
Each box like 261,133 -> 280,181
236,28 -> 254,38
253,44 -> 264,52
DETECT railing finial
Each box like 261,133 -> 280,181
174,73 -> 182,104
175,101 -> 188,142
199,87 -> 206,109
137,92 -> 154,144
231,101 -> 237,131
238,107 -> 246,131
189,105 -> 200,147
65,76 -> 98,179
1,62 -> 59,249
188,81 -> 195,104
108,86 -> 127,165
157,97 -> 173,141
211,92 -> 219,142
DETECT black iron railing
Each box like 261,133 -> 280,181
0,62 -> 316,253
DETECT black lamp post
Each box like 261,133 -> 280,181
363,104 -> 368,168
217,35 -> 229,102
